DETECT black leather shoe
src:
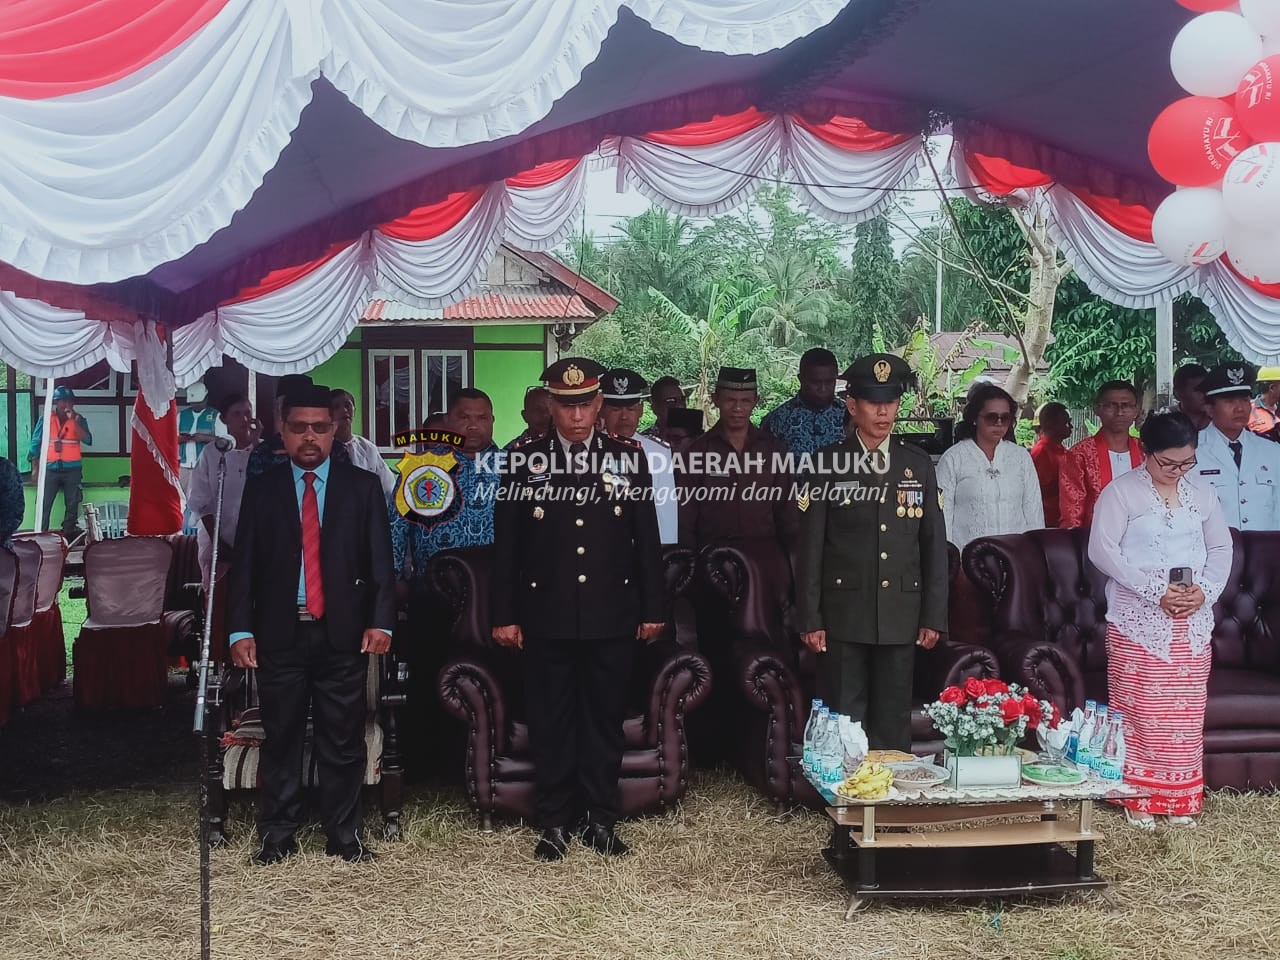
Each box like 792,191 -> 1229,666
251,838 -> 298,866
533,827 -> 571,861
325,839 -> 377,863
579,822 -> 630,857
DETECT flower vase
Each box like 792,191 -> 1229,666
944,745 -> 1023,790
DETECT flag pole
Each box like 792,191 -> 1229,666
33,377 -> 55,532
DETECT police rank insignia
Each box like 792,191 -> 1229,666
533,506 -> 545,519
938,490 -> 945,510
395,447 -> 462,528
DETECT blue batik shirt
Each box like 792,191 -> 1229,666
760,396 -> 845,456
390,442 -> 504,579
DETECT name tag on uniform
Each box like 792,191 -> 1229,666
1199,469 -> 1221,477
528,473 -> 551,483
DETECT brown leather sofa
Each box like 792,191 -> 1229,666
432,545 -> 712,828
702,538 -> 1000,808
964,527 -> 1280,791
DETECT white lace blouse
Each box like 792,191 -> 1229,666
1087,466 -> 1233,660
937,439 -> 1045,549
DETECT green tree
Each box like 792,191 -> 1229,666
739,248 -> 832,353
834,217 -> 902,360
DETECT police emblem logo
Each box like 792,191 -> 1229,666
873,359 -> 892,383
613,375 -> 629,394
394,448 -> 462,528
564,364 -> 585,387
533,506 -> 545,519
903,467 -> 913,480
1228,367 -> 1245,385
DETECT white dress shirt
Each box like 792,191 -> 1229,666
936,439 -> 1044,549
1196,423 -> 1280,530
186,444 -> 250,588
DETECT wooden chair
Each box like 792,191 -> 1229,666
73,537 -> 173,710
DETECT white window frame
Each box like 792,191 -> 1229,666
420,349 -> 469,419
367,349 -> 418,452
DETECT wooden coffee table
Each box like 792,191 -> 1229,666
806,769 -> 1144,917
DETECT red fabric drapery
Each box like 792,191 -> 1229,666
1070,187 -> 1155,244
964,151 -> 1052,195
220,240 -> 356,306
644,107 -> 770,146
377,186 -> 487,242
0,0 -> 227,99
793,114 -> 911,152
128,395 -> 182,536
506,157 -> 581,189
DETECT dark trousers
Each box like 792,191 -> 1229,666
257,621 -> 367,847
41,466 -> 82,536
817,642 -> 915,752
524,634 -> 636,829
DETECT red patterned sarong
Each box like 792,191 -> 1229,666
1106,621 -> 1211,816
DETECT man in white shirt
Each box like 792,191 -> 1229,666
599,368 -> 678,544
1196,364 -> 1280,531
330,389 -> 397,500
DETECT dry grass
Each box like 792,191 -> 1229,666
1,775 -> 1278,960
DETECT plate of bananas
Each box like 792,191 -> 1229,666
835,760 -> 898,802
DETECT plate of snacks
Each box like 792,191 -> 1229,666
1021,762 -> 1086,786
836,760 -> 899,802
886,761 -> 950,789
865,749 -> 916,764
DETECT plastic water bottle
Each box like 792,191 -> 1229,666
802,699 -> 824,774
818,709 -> 844,784
1087,705 -> 1110,772
1099,712 -> 1125,781
1075,700 -> 1097,769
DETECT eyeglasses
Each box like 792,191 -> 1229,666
285,419 -> 334,436
1151,454 -> 1197,473
980,412 -> 1013,426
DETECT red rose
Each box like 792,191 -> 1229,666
983,678 -> 1009,696
938,686 -> 966,706
1022,696 -> 1043,728
1000,698 -> 1025,724
963,677 -> 986,700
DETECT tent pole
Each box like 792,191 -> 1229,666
33,377 -> 55,533
934,214 -> 945,334
1155,301 -> 1174,409
247,370 -> 257,418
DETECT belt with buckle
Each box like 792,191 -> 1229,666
297,606 -> 321,622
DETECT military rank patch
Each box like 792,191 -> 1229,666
938,490 -> 945,510
797,490 -> 810,512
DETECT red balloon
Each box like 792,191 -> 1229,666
1238,56 -> 1280,141
1175,0 -> 1239,10
1148,96 -> 1254,186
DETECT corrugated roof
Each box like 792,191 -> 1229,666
362,289 -> 596,323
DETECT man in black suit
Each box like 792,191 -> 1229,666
492,358 -> 665,861
228,383 -> 395,865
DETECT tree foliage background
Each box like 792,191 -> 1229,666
567,187 -> 1241,423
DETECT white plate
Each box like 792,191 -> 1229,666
835,783 -> 900,803
887,761 -> 950,787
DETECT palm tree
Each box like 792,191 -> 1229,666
609,209 -> 704,313
740,248 -> 832,350
648,280 -> 776,417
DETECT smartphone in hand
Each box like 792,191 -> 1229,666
1168,566 -> 1193,586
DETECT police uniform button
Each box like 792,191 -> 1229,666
578,574 -> 587,583
530,582 -> 537,588
881,580 -> 890,588
623,578 -> 629,585
835,578 -> 843,586
880,523 -> 887,532
575,518 -> 584,527
880,552 -> 888,560
577,546 -> 585,555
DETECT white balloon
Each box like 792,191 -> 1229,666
1171,12 -> 1264,97
1227,219 -> 1280,282
1242,0 -> 1280,38
1222,142 -> 1280,225
1152,188 -> 1230,266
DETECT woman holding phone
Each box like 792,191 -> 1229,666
1088,411 -> 1233,830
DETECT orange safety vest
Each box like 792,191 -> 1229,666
46,414 -> 84,465
1250,400 -> 1280,439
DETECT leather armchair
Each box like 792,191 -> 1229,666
964,528 -> 1280,791
703,539 -> 1000,808
432,545 -> 711,828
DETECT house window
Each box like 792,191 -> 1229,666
366,348 -> 469,450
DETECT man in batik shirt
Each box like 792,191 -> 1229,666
760,348 -> 844,456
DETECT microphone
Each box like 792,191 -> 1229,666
213,437 -> 233,452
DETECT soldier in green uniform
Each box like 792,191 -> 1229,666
795,353 -> 948,751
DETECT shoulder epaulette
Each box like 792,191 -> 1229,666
613,435 -> 642,450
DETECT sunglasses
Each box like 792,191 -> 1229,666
979,412 -> 1013,426
285,419 -> 334,436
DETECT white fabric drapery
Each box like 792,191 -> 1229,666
0,0 -> 850,285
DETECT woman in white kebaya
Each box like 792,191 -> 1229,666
936,383 -> 1043,549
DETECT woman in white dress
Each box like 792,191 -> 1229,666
1088,411 -> 1233,831
937,384 -> 1044,549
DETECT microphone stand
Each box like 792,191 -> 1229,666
193,440 -> 230,960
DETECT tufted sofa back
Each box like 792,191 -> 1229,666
1212,530 -> 1280,671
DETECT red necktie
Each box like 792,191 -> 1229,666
302,471 -> 325,618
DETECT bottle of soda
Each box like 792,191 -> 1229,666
802,698 -> 824,774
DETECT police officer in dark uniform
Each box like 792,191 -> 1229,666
491,357 -> 665,861
795,353 -> 948,751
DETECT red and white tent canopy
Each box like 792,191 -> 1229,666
3,0 -> 1280,383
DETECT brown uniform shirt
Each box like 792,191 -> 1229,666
678,423 -> 797,551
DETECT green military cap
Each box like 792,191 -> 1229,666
542,357 -> 606,404
602,368 -> 649,405
716,366 -> 757,391
841,353 -> 915,402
